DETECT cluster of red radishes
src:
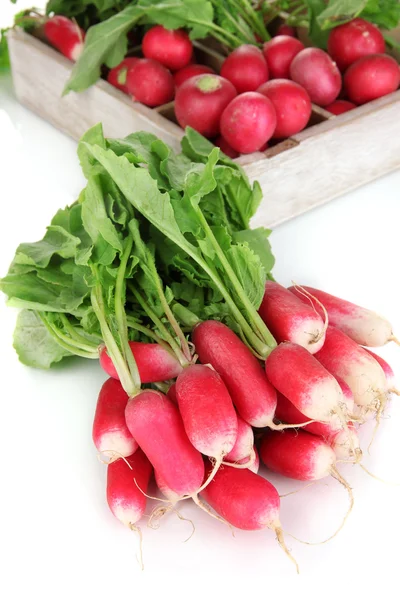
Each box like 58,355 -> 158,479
93,281 -> 398,567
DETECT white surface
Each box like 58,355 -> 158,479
1,10 -> 400,598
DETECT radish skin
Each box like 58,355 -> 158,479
167,382 -> 178,404
223,414 -> 254,463
44,15 -> 85,61
92,378 -> 138,458
288,285 -> 397,347
106,450 -> 152,528
258,281 -> 326,353
364,349 -> 398,393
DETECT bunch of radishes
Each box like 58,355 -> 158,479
94,280 -> 398,569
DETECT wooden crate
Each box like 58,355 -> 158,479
7,27 -> 400,227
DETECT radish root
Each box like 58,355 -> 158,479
359,463 -> 400,486
192,494 -> 234,533
196,457 -> 223,494
367,393 -> 389,454
273,525 -> 300,574
129,523 -> 144,571
389,335 -> 400,346
389,388 -> 400,396
280,481 -> 326,498
270,419 -> 316,431
290,281 -> 329,346
147,505 -> 196,541
222,448 -> 256,469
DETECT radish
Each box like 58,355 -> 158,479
192,320 -> 277,428
214,135 -> 239,159
344,54 -> 400,105
200,461 -> 298,571
99,341 -> 183,383
92,378 -> 138,458
262,35 -> 304,79
175,74 -> 237,138
265,342 -> 347,425
167,382 -> 178,404
288,285 -> 398,347
142,26 -> 193,71
125,390 -> 204,499
174,64 -> 215,87
364,349 -> 399,395
106,450 -> 152,528
258,281 -> 327,353
290,48 -> 342,106
176,364 -> 238,469
220,92 -> 277,154
220,45 -> 269,93
223,414 -> 254,463
126,59 -> 175,107
107,58 -> 139,94
325,99 -> 356,115
240,446 -> 259,473
315,326 -> 388,417
327,18 -> 385,72
276,24 -> 296,37
44,15 -> 85,62
257,79 -> 312,138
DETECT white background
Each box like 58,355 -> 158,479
1,4 -> 400,599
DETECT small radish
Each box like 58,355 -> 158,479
192,320 -> 277,428
92,378 -> 138,458
364,349 -> 399,395
263,35 -> 304,79
214,135 -> 239,159
44,15 -> 85,61
167,382 -> 178,404
258,281 -> 326,353
223,414 -> 254,463
266,342 -> 346,425
125,390 -> 204,499
288,285 -> 398,347
106,450 -> 152,528
220,45 -> 269,93
257,79 -> 312,138
290,48 -> 342,106
327,18 -> 385,72
344,54 -> 400,105
241,446 -> 260,473
315,326 -> 387,416
200,461 -> 298,571
220,92 -> 277,154
276,24 -> 296,37
174,64 -> 215,87
142,26 -> 193,71
325,99 -> 356,115
107,57 -> 139,94
175,74 -> 237,138
99,341 -> 183,383
126,59 -> 175,107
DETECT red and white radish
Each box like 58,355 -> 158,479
126,59 -> 175,107
220,92 -> 277,154
107,57 -> 139,94
223,414 -> 254,464
44,15 -> 85,61
327,18 -> 385,72
175,74 -> 237,137
174,64 -> 215,87
325,99 -> 356,115
106,450 -> 152,528
290,48 -> 342,106
99,341 -> 183,383
220,45 -> 269,93
288,285 -> 398,347
257,79 -> 312,138
364,349 -> 399,395
92,378 -> 138,458
344,54 -> 400,105
263,35 -> 304,79
142,25 -> 193,71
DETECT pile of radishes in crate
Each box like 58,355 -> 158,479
1,115 -> 398,570
4,0 -> 400,156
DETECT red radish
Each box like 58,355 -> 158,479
262,35 -> 304,79
99,341 -> 183,383
200,461 -> 298,570
44,15 -> 85,61
174,64 -> 215,87
223,414 -> 254,463
364,349 -> 399,394
327,18 -> 385,72
315,326 -> 387,416
325,99 -> 356,115
290,48 -> 342,106
175,74 -> 237,137
257,80 -> 311,138
126,59 -> 174,107
214,135 -> 239,159
243,446 -> 260,473
107,450 -> 152,528
167,382 -> 178,404
142,25 -> 193,71
288,285 -> 398,347
220,92 -> 277,154
107,58 -> 139,94
344,54 -> 400,105
258,281 -> 326,353
92,378 -> 138,458
192,320 -> 277,428
266,342 -> 346,425
220,45 -> 269,93
154,469 -> 182,504
276,24 -> 296,37
125,390 -> 204,498
176,365 -> 238,463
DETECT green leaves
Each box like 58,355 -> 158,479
141,0 -> 214,39
361,0 -> 400,29
14,226 -> 81,268
317,0 -> 368,29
